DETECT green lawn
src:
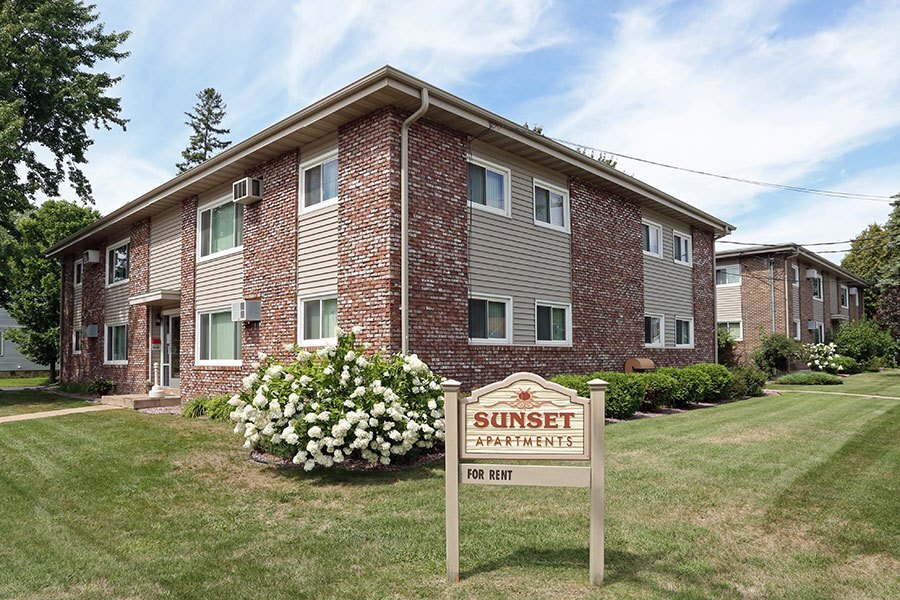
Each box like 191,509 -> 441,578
0,389 -> 91,417
0,380 -> 897,599
768,368 -> 900,397
0,375 -> 50,388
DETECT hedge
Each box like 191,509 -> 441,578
549,372 -> 646,419
638,372 -> 681,410
683,363 -> 733,402
729,365 -> 767,398
774,372 -> 843,385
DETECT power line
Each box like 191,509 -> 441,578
551,137 -> 898,202
717,230 -> 900,249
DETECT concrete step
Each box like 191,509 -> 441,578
100,394 -> 181,410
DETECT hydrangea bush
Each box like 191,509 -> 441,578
805,342 -> 843,374
228,327 -> 445,470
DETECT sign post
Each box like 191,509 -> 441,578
442,372 -> 607,585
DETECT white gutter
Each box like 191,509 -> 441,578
400,88 -> 430,355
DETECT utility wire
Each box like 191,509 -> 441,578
717,230 -> 900,249
551,137 -> 898,202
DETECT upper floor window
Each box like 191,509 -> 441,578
812,275 -> 823,301
467,158 -> 510,217
642,220 -> 661,257
675,317 -> 693,347
791,264 -> 800,286
199,199 -> 243,259
302,154 -> 339,210
840,285 -> 849,308
673,231 -> 692,265
468,295 -> 511,343
533,180 -> 569,232
716,264 -> 740,286
536,302 -> 570,344
74,260 -> 83,287
106,240 -> 130,286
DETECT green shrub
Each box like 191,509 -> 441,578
57,381 -> 92,394
548,374 -> 589,397
204,395 -> 233,422
775,372 -> 843,385
684,363 -> 733,401
833,355 -> 861,374
717,326 -> 738,367
729,365 -> 767,398
657,367 -> 711,406
753,333 -> 801,377
832,320 -> 896,364
864,357 -> 885,372
588,372 -> 646,419
182,397 -> 207,418
637,371 -> 682,411
87,377 -> 114,395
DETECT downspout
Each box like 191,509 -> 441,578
401,88 -> 430,355
769,256 -> 776,334
784,249 -> 799,336
712,250 -> 718,365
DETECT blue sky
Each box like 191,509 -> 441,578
79,0 -> 900,259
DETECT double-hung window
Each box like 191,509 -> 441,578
791,264 -> 800,287
715,264 -> 740,286
467,158 -> 510,216
198,309 -> 241,364
533,180 -> 569,232
536,302 -> 570,344
644,315 -> 664,347
673,231 -> 692,265
106,240 -> 130,286
812,275 -> 823,301
199,198 -> 243,258
299,296 -> 338,345
74,260 -> 83,287
468,295 -> 511,343
793,319 -> 801,341
814,322 -> 825,343
73,329 -> 82,355
840,285 -> 849,309
717,321 -> 742,341
642,221 -> 661,257
675,318 -> 694,347
301,154 -> 339,210
104,323 -> 128,364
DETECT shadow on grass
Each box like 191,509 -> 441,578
256,454 -> 445,487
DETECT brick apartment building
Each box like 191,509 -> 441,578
715,244 -> 866,358
47,67 -> 734,399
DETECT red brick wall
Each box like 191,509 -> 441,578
122,218 -> 150,393
735,254 -> 788,358
61,242 -> 109,384
60,255 -> 74,381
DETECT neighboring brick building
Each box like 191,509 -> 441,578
47,67 -> 734,398
715,244 -> 866,359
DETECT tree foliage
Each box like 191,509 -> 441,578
1,200 -> 100,381
841,223 -> 889,317
176,88 -> 231,173
0,0 -> 129,234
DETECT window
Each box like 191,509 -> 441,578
717,321 -> 742,341
104,324 -> 128,364
468,295 -> 511,343
199,199 -> 243,258
106,240 -> 130,286
0,331 -> 4,356
791,264 -> 800,287
840,285 -> 849,309
644,315 -> 664,347
814,322 -> 825,344
467,158 -> 510,216
198,309 -> 241,364
74,260 -> 83,287
301,154 -> 339,210
793,319 -> 801,341
536,302 -> 570,344
853,288 -> 859,307
73,329 -> 82,355
675,318 -> 693,347
299,296 -> 338,345
673,232 -> 692,265
533,181 -> 569,231
812,275 -> 823,301
642,221 -> 662,257
715,264 -> 741,286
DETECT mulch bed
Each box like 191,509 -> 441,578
249,446 -> 445,472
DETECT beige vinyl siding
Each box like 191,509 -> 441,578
298,140 -> 339,297
149,207 -> 182,291
105,282 -> 129,323
813,286 -> 824,322
467,141 -> 571,344
195,186 -> 243,311
643,208 -> 693,346
828,275 -> 838,312
791,260 -> 800,320
73,280 -> 83,326
715,267 -> 741,321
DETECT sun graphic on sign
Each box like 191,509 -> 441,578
506,388 -> 544,410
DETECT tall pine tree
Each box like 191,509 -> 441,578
176,88 -> 231,173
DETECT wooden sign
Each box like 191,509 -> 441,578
443,372 -> 607,586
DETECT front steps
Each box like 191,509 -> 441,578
100,393 -> 181,410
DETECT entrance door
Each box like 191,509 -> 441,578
162,314 -> 181,388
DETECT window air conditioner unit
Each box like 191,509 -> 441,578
83,249 -> 100,263
806,320 -> 816,331
805,268 -> 818,279
849,287 -> 858,295
233,177 -> 263,205
232,300 -> 261,322
86,324 -> 99,338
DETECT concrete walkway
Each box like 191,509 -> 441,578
0,404 -> 122,424
768,389 -> 900,401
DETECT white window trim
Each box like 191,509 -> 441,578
72,329 -> 82,355
195,307 -> 243,367
641,219 -> 663,258
297,293 -> 339,348
675,317 -> 695,348
717,320 -> 743,342
793,318 -> 801,341
792,264 -> 800,287
815,321 -> 825,343
532,179 -> 570,234
299,150 -> 340,214
467,156 -> 512,218
196,194 -> 244,263
840,285 -> 849,309
103,322 -> 128,365
468,293 -> 513,345
0,330 -> 4,357
534,300 -> 572,346
74,259 -> 83,287
812,275 -> 824,301
673,230 -> 693,266
105,238 -> 130,288
715,264 -> 741,287
644,313 -> 665,348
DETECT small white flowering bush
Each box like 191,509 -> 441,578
228,327 -> 445,471
805,342 -> 843,374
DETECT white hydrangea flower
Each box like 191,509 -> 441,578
351,325 -> 363,335
307,426 -> 323,439
427,399 -> 437,410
